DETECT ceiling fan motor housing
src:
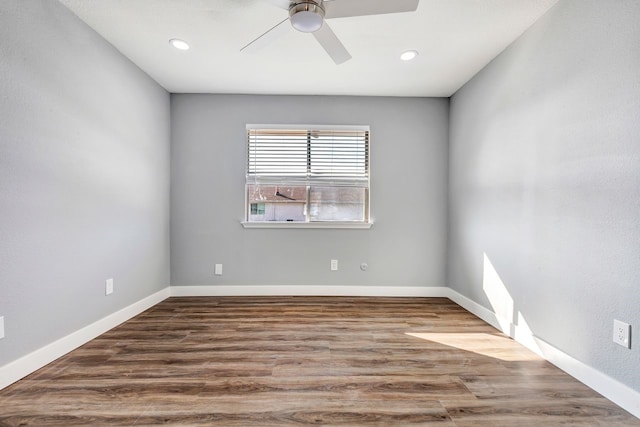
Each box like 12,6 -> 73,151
289,1 -> 325,33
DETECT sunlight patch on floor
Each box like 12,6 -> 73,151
405,332 -> 541,362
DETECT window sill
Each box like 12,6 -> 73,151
241,221 -> 373,229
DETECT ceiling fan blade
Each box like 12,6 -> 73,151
312,22 -> 352,65
323,0 -> 419,19
241,17 -> 290,53
263,0 -> 291,10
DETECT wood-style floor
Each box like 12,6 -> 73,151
1,297 -> 638,426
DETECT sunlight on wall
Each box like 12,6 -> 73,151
515,311 -> 542,356
481,252 -> 542,356
405,332 -> 540,362
482,253 -> 514,335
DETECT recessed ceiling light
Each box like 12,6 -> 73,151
400,50 -> 418,61
169,39 -> 190,51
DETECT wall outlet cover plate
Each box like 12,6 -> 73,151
613,319 -> 631,349
105,278 -> 114,295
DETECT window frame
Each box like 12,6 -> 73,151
242,124 -> 372,229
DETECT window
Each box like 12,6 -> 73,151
250,203 -> 265,215
244,125 -> 370,227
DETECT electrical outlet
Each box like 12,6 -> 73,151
215,264 -> 223,276
331,259 -> 338,271
105,278 -> 114,296
0,316 -> 4,339
613,319 -> 631,348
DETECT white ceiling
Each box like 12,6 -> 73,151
59,0 -> 558,97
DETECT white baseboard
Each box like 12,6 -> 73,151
445,288 -> 640,419
170,285 -> 450,298
0,287 -> 170,390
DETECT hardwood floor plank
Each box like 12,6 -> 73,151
0,296 -> 637,426
442,397 -> 639,426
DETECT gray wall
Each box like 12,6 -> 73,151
171,95 -> 448,288
448,0 -> 640,390
0,1 -> 170,365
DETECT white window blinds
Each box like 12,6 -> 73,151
247,126 -> 369,186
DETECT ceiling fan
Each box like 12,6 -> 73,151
241,0 -> 419,65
